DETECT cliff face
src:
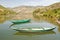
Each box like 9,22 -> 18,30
12,6 -> 37,19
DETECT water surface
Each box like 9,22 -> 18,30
0,20 -> 60,40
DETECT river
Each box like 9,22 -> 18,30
0,19 -> 60,40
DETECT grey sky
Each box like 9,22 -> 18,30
0,0 -> 60,8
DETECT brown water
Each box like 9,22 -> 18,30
0,20 -> 60,40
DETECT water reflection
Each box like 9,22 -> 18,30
0,15 -> 11,23
57,24 -> 60,32
10,21 -> 57,36
14,31 -> 56,36
0,17 -> 5,23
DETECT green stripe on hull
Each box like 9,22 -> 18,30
11,19 -> 30,24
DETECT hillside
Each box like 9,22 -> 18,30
33,2 -> 60,21
0,5 -> 16,22
49,2 -> 60,9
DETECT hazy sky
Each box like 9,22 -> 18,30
0,0 -> 60,8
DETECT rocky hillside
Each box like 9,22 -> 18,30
12,6 -> 44,19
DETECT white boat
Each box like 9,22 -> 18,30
11,27 -> 56,32
11,22 -> 56,32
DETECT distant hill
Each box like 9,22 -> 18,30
12,6 -> 45,19
13,6 -> 44,13
12,2 -> 60,20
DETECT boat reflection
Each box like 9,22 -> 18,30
14,31 -> 56,36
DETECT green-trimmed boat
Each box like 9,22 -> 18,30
11,19 -> 31,24
11,27 -> 56,32
11,22 -> 56,32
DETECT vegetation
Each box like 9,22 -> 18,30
33,8 -> 60,20
33,7 -> 60,25
0,5 -> 16,22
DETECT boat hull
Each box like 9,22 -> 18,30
11,19 -> 30,24
13,27 -> 56,32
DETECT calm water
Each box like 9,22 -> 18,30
0,20 -> 60,40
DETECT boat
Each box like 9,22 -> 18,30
11,19 -> 31,24
11,27 -> 56,32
